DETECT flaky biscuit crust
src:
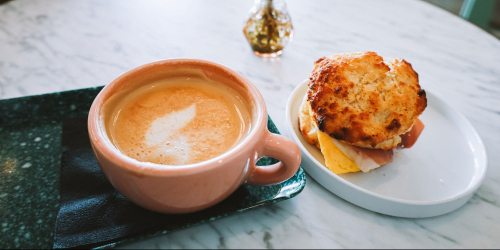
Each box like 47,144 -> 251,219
307,51 -> 427,149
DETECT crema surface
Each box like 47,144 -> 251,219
107,78 -> 251,165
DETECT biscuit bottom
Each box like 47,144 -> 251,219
300,93 -> 405,173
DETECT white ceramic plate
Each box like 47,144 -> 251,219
285,80 -> 487,218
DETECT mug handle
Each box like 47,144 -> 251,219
246,131 -> 301,186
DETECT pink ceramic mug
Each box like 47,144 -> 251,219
88,59 -> 301,214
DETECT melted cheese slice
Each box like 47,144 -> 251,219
317,131 -> 361,174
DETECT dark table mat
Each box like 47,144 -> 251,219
0,86 -> 305,249
54,117 -> 293,248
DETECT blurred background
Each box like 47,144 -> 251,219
423,0 -> 500,38
0,0 -> 499,37
3,0 -> 499,39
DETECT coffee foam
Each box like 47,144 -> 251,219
104,75 -> 252,166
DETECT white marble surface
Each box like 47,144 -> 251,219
1,0 -> 500,248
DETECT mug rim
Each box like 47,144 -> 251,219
88,58 -> 267,176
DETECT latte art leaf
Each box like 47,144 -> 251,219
145,104 -> 196,146
144,104 -> 196,165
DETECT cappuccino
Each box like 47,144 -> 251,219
103,75 -> 252,165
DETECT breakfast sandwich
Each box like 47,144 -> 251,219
299,51 -> 427,174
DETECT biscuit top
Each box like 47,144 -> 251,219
307,51 -> 427,149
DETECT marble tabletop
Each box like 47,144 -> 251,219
1,0 -> 500,248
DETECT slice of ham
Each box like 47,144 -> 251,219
353,118 -> 425,167
332,119 -> 425,172
353,147 -> 395,166
400,118 -> 425,149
